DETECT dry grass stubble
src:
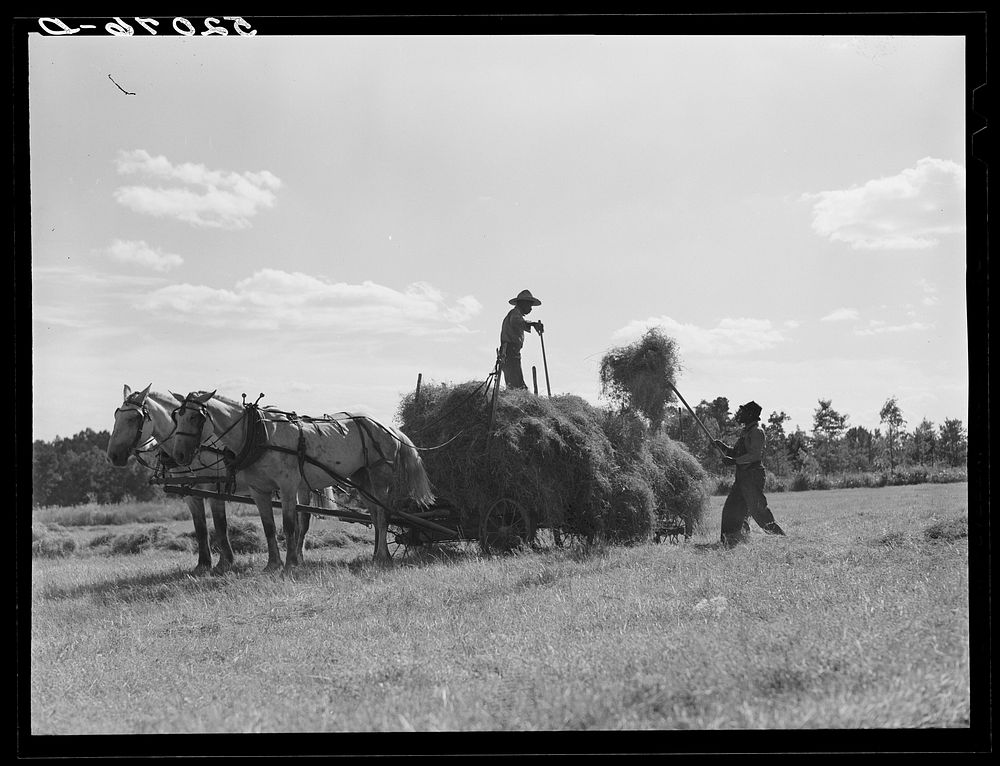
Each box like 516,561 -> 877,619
30,483 -> 970,734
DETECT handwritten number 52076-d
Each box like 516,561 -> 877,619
38,17 -> 258,36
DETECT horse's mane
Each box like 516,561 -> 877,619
208,392 -> 241,406
139,390 -> 176,415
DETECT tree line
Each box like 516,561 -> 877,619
597,329 -> 967,481
669,395 -> 968,478
30,394 -> 968,509
31,428 -> 161,508
33,323 -> 968,509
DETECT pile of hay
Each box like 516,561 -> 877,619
106,525 -> 190,556
394,381 -> 708,545
32,522 -> 77,558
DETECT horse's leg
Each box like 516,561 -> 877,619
209,497 -> 235,574
251,488 -> 282,572
186,496 -> 212,575
295,487 -> 314,563
364,465 -> 394,567
281,487 -> 302,571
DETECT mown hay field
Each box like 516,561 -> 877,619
28,482 -> 975,745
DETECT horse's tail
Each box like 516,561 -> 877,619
392,427 -> 435,507
299,485 -> 337,509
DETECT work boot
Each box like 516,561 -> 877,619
721,529 -> 749,548
763,521 -> 786,536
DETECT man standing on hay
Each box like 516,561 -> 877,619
713,400 -> 787,546
499,289 -> 544,390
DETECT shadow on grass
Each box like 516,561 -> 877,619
689,541 -> 729,554
39,560 -> 262,603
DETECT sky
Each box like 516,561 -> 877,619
26,25 -> 974,444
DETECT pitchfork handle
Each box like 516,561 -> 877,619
669,383 -> 726,455
539,332 -> 551,398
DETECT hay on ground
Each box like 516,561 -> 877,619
32,522 -> 78,558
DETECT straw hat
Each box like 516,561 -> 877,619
509,289 -> 541,306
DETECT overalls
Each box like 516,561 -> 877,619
720,431 -> 785,546
499,308 -> 530,390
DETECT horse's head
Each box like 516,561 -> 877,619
169,389 -> 217,466
107,383 -> 152,466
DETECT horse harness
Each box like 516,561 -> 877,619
118,394 -> 230,487
173,394 -> 399,509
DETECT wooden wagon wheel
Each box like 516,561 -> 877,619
479,498 -> 535,554
387,521 -> 415,560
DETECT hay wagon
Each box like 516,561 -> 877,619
153,472 -> 536,557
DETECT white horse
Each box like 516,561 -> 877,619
106,384 -> 320,573
168,390 -> 435,568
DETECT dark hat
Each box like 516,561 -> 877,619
509,289 -> 541,306
736,401 -> 762,423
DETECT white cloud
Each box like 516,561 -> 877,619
611,315 -> 787,355
918,278 -> 941,306
803,157 -> 965,250
821,307 -> 859,322
106,239 -> 183,272
855,320 -> 934,336
138,269 -> 483,336
113,149 -> 282,229
33,264 -> 165,289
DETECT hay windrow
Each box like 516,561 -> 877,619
394,381 -> 708,544
32,522 -> 78,558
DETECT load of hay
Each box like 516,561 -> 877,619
394,378 -> 709,547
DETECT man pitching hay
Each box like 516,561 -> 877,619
713,400 -> 787,546
499,289 -> 544,390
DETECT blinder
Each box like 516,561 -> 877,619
171,395 -> 213,441
114,397 -> 151,453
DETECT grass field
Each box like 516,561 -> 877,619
27,482 -> 974,743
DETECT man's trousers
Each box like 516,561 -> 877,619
720,465 -> 785,546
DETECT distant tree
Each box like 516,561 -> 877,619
764,411 -> 792,475
938,418 -> 968,467
812,399 -> 849,473
32,429 -> 158,507
681,400 -> 716,472
766,410 -> 791,437
786,427 -> 812,472
32,440 -> 61,507
879,397 -> 907,473
701,397 -> 733,434
844,426 -> 876,471
909,418 -> 938,465
812,399 -> 849,440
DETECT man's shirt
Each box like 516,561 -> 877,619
733,424 -> 765,468
500,307 -> 531,350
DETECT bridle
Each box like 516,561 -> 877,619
113,395 -> 154,455
170,395 -> 215,442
